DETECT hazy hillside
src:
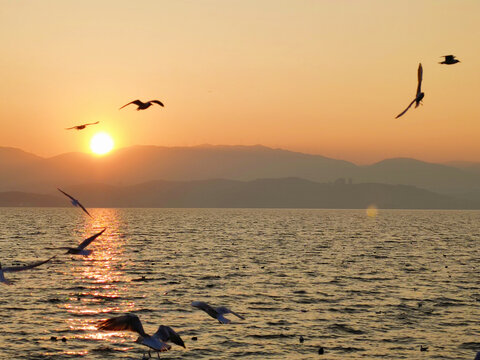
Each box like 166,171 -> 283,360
0,178 -> 467,209
1,145 -> 479,202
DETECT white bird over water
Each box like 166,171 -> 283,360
97,314 -> 185,359
57,188 -> 92,218
395,63 -> 425,119
61,228 -> 106,256
119,99 -> 164,111
191,301 -> 245,324
0,256 -> 55,285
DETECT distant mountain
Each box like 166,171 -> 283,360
1,145 -> 479,202
0,178 -> 471,209
0,191 -> 64,207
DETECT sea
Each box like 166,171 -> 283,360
0,208 -> 479,359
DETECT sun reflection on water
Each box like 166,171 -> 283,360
61,209 -> 135,346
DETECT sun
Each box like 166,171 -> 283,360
90,132 -> 114,155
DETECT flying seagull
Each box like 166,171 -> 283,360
0,256 -> 55,285
98,314 -> 185,359
191,301 -> 245,324
57,188 -> 92,218
439,55 -> 460,65
395,63 -> 424,119
119,99 -> 164,111
65,121 -> 99,130
61,228 -> 106,256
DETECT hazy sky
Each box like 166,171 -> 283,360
1,0 -> 479,164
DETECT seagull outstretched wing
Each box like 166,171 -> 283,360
416,63 -> 423,96
98,314 -> 147,337
153,325 -> 186,348
2,256 -> 55,273
395,99 -> 416,119
149,100 -> 164,107
57,188 -> 92,218
77,228 -> 106,250
119,100 -> 143,109
215,306 -> 245,319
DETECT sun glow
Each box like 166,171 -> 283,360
90,132 -> 114,155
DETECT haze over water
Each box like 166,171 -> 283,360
0,208 -> 479,359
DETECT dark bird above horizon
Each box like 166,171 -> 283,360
65,121 -> 99,130
0,256 -> 55,285
119,99 -> 164,111
57,188 -> 92,218
97,314 -> 185,359
191,301 -> 245,324
439,55 -> 460,65
60,228 -> 106,256
395,63 -> 424,119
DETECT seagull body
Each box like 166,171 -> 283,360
191,301 -> 245,324
440,55 -> 460,65
57,188 -> 92,218
61,228 -> 106,256
65,121 -> 99,130
0,257 -> 55,285
98,314 -> 185,358
396,63 -> 424,119
119,99 -> 164,111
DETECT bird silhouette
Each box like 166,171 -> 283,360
60,228 -> 106,256
0,256 -> 55,285
57,188 -> 92,218
395,63 -> 424,119
191,301 -> 245,324
439,55 -> 460,65
65,121 -> 99,130
97,314 -> 185,359
119,99 -> 164,111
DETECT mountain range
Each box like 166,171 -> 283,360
1,145 -> 479,208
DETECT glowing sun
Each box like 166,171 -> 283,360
90,132 -> 114,155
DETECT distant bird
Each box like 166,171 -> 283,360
191,301 -> 245,324
57,188 -> 92,218
61,228 -> 106,256
439,55 -> 460,65
65,121 -> 99,130
0,256 -> 55,285
119,99 -> 164,111
97,314 -> 185,359
396,63 -> 425,119
420,345 -> 429,352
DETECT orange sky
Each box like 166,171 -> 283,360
1,0 -> 479,164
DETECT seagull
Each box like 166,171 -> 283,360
65,121 -> 99,130
395,63 -> 424,119
61,228 -> 106,256
439,55 -> 460,65
119,99 -> 164,111
97,314 -> 185,359
0,256 -> 55,285
191,301 -> 245,324
57,188 -> 92,218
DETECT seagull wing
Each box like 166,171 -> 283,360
85,121 -> 100,126
3,256 -> 55,273
77,228 -> 106,250
76,200 -> 92,218
97,314 -> 147,337
444,55 -> 454,61
191,301 -> 218,318
153,325 -> 186,348
215,306 -> 245,320
65,126 -> 78,130
416,63 -> 423,95
57,188 -> 76,202
119,100 -> 143,109
149,100 -> 164,107
395,98 -> 416,119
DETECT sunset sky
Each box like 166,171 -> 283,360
1,0 -> 479,164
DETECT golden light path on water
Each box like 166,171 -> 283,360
54,209 -> 137,357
